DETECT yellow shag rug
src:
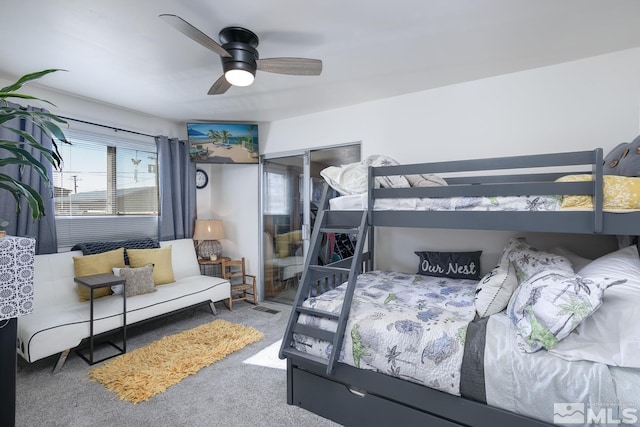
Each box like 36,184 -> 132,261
88,319 -> 264,404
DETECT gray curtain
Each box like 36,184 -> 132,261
0,104 -> 57,254
155,135 -> 196,241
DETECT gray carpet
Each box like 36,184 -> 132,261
16,301 -> 340,427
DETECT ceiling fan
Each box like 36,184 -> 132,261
159,14 -> 323,95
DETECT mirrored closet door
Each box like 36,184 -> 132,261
261,144 -> 360,305
262,153 -> 308,304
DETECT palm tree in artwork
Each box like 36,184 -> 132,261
220,129 -> 232,146
246,124 -> 257,152
207,130 -> 220,145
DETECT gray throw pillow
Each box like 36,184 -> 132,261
603,142 -> 629,175
617,134 -> 640,177
112,264 -> 156,297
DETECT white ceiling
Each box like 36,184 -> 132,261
2,0 -> 640,123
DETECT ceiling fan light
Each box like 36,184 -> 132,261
225,69 -> 255,87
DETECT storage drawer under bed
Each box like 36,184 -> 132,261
289,366 -> 462,426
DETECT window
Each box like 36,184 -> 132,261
53,128 -> 159,250
264,169 -> 290,215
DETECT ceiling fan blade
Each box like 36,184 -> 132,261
208,75 -> 232,95
159,14 -> 231,58
256,58 -> 322,76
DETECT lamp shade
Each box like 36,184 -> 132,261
193,219 -> 225,259
193,219 -> 225,241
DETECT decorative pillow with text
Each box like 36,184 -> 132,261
415,251 -> 482,280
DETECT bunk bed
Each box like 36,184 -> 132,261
280,148 -> 640,426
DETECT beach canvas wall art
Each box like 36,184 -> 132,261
187,123 -> 259,164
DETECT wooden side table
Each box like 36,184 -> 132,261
74,273 -> 127,365
198,257 -> 231,278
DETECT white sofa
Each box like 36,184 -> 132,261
16,238 -> 230,370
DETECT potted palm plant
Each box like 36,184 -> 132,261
0,69 -> 68,221
0,70 -> 69,427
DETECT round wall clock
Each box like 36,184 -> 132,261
195,169 -> 208,189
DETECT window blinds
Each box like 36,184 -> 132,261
54,126 -> 159,250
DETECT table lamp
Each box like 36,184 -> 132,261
193,219 -> 224,260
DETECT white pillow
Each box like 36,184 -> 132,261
320,162 -> 368,195
475,256 -> 518,317
361,155 -> 410,189
111,267 -> 123,294
320,155 -> 412,196
549,245 -> 640,367
550,246 -> 593,272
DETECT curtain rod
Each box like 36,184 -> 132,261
58,115 -> 157,139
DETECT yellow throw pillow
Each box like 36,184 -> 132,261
275,233 -> 290,258
73,248 -> 125,302
127,246 -> 175,285
275,230 -> 302,258
556,174 -> 640,211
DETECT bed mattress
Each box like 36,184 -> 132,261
485,312 -> 640,425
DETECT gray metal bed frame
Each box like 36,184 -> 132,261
284,148 -> 639,426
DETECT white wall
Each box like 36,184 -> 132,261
265,48 -> 640,160
195,162 -> 260,279
0,75 -> 183,138
259,48 -> 640,275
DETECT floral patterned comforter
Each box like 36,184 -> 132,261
331,193 -> 563,212
293,270 -> 477,396
416,195 -> 562,211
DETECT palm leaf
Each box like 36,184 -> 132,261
0,69 -> 64,94
0,144 -> 50,182
0,93 -> 45,103
0,69 -> 69,220
0,181 -> 22,204
1,129 -> 58,166
0,174 -> 46,220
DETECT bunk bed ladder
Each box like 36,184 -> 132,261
280,185 -> 369,376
